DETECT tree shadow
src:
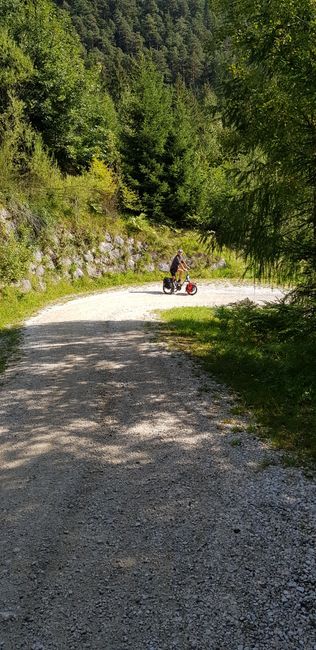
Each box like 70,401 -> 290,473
129,289 -> 164,295
0,318 -> 313,649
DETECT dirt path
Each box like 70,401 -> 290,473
0,282 -> 315,650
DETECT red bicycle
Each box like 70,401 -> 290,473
163,273 -> 197,295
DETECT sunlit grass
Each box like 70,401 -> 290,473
159,302 -> 316,463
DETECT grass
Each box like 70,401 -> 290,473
158,301 -> 316,463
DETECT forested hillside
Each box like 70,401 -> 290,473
54,0 -> 213,93
0,0 -> 220,236
1,0 -> 315,303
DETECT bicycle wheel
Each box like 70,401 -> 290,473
186,283 -> 197,295
163,281 -> 174,294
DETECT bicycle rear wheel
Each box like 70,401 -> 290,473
163,280 -> 174,294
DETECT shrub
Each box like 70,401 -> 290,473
0,230 -> 31,283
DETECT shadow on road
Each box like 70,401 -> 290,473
0,318 -> 312,649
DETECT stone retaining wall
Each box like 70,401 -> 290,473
0,208 -> 225,293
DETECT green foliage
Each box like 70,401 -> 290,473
162,82 -> 203,226
0,229 -> 31,283
120,61 -> 222,226
0,26 -> 33,112
120,59 -> 173,221
159,301 -> 316,462
208,0 -> 316,295
0,0 -> 119,172
54,0 -> 212,93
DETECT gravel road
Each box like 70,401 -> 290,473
0,281 -> 315,650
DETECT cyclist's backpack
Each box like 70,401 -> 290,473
163,277 -> 172,289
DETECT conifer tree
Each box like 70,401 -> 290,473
162,82 -> 202,225
0,0 -> 118,171
210,0 -> 316,290
120,59 -> 173,221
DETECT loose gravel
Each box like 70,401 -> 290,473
0,281 -> 315,650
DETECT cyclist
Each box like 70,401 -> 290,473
170,249 -> 189,286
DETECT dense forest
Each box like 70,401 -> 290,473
0,0 -> 315,300
54,0 -> 213,93
0,0 -> 222,246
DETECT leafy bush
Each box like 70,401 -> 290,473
0,230 -> 31,283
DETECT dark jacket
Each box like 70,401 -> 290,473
170,254 -> 182,275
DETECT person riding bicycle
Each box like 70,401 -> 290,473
170,249 -> 189,285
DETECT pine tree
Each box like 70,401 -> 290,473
209,0 -> 316,289
0,0 -> 118,171
120,58 -> 173,221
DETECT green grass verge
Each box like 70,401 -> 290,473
158,302 -> 316,463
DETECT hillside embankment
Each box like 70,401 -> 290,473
0,205 -> 227,298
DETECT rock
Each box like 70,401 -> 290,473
33,250 -> 43,264
99,242 -> 113,254
114,235 -> 125,247
158,263 -> 169,272
109,249 -> 120,260
83,251 -> 94,263
73,268 -> 84,280
59,257 -> 72,270
86,264 -> 101,278
103,266 -> 116,273
35,265 -> 45,277
0,208 -> 11,220
0,209 -> 14,235
145,263 -> 155,272
211,258 -> 226,270
71,255 -> 82,266
19,279 -> 32,293
126,258 -> 136,270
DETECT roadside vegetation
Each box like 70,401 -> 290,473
159,302 -> 316,464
